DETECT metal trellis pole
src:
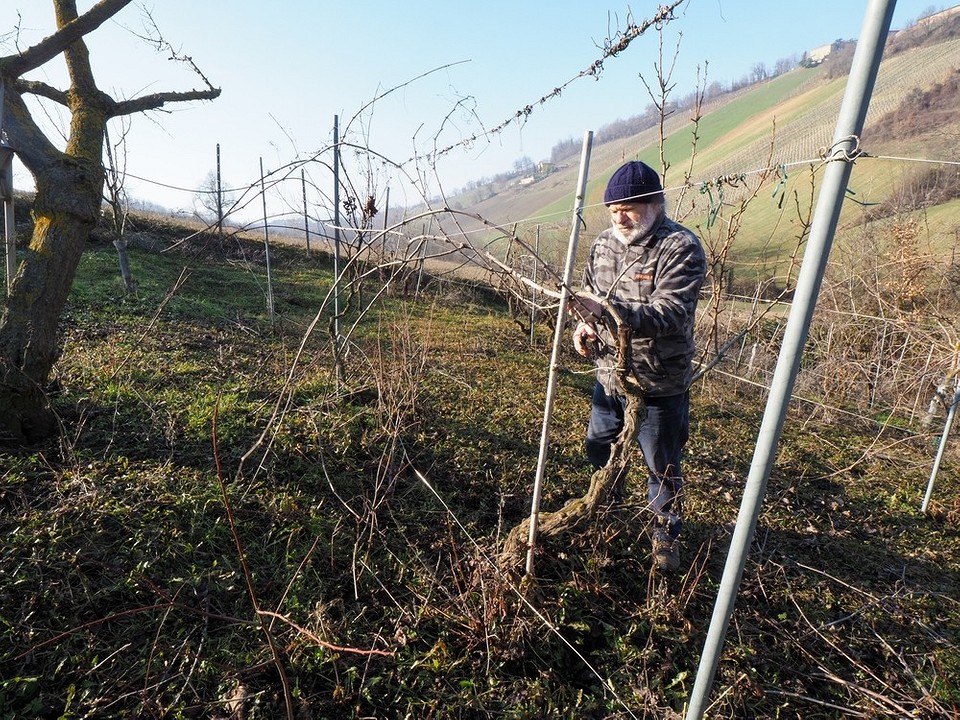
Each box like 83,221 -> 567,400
1,80 -> 16,294
530,225 -> 540,347
301,168 -> 311,254
921,378 -> 960,513
525,130 -> 593,577
2,156 -> 12,292
333,115 -> 341,343
382,186 -> 390,265
416,217 -> 431,299
685,1 -> 897,717
216,143 -> 223,242
259,157 -> 275,324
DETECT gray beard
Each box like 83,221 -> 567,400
612,225 -> 646,245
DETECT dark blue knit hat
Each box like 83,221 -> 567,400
604,160 -> 663,205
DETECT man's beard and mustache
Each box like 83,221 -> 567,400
611,203 -> 663,245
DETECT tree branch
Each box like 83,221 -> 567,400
0,82 -> 63,172
1,0 -> 134,78
111,87 -> 222,118
13,78 -> 69,107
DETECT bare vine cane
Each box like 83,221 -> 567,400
498,294 -> 646,573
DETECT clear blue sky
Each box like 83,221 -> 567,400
2,1 -> 938,220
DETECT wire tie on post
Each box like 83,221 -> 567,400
829,134 -> 865,163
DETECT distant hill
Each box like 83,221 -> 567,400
439,8 -> 960,269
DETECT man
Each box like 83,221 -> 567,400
571,160 -> 706,571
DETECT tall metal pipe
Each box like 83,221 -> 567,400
525,130 -> 593,577
216,143 -> 223,241
333,115 -> 341,343
302,168 -> 311,254
685,1 -> 897,717
259,157 -> 275,324
921,381 -> 960,513
1,81 -> 16,293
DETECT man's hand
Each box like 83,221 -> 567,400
573,322 -> 598,357
568,293 -> 604,325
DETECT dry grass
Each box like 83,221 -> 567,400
1,221 -> 957,718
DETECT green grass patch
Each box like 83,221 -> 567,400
1,226 -> 958,718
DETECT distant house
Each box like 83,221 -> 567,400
537,161 -> 555,174
805,43 -> 833,66
912,4 -> 960,29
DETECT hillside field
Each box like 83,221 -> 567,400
455,25 -> 960,274
0,220 -> 958,717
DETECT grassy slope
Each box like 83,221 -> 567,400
468,34 -> 960,265
1,227 -> 957,718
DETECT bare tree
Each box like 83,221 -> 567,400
194,169 -> 237,234
0,0 -> 220,444
773,56 -> 796,76
512,155 -> 535,175
751,61 -> 769,83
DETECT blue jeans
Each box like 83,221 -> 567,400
585,383 -> 688,539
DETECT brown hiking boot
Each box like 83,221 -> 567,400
652,532 -> 680,572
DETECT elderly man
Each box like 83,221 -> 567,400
572,160 -> 706,571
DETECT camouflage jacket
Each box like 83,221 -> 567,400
583,214 -> 706,397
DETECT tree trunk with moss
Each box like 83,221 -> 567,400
0,148 -> 105,442
0,0 -> 219,444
